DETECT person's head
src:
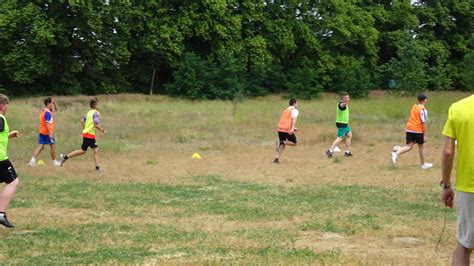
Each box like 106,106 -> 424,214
0,94 -> 9,114
90,97 -> 99,109
289,98 -> 298,107
417,93 -> 428,104
44,97 -> 53,109
340,92 -> 350,103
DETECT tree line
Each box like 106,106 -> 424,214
0,0 -> 473,99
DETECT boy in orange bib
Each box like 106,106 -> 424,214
28,97 -> 60,166
391,94 -> 433,169
273,98 -> 299,164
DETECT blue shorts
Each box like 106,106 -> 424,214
38,134 -> 55,145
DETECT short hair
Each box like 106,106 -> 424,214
289,98 -> 297,106
340,91 -> 349,97
0,94 -> 9,105
417,94 -> 427,101
90,97 -> 99,108
44,97 -> 53,106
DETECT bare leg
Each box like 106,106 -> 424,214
418,143 -> 425,165
452,243 -> 472,266
275,144 -> 285,159
0,178 -> 19,212
32,144 -> 45,160
330,137 -> 343,150
93,147 -> 100,168
345,131 -> 352,151
67,149 -> 86,159
396,142 -> 414,156
50,143 -> 57,161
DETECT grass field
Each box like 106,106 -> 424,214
0,91 -> 471,264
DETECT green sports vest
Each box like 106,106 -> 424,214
82,109 -> 99,136
336,102 -> 349,124
0,114 -> 9,161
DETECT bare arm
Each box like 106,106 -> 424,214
8,130 -> 19,139
291,117 -> 297,133
52,98 -> 58,112
441,137 -> 455,208
95,123 -> 106,134
80,117 -> 85,129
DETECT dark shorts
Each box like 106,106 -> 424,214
81,137 -> 98,151
38,134 -> 55,145
406,132 -> 424,144
278,132 -> 297,145
0,160 -> 18,184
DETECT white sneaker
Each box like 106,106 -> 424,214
390,152 -> 397,166
421,163 -> 433,170
52,160 -> 61,167
27,160 -> 36,167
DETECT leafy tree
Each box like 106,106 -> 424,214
385,34 -> 428,93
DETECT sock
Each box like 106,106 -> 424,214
0,212 -> 5,217
329,149 -> 333,152
345,150 -> 350,153
30,158 -> 36,163
64,155 -> 69,160
95,166 -> 100,170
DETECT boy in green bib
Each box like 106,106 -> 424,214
0,94 -> 20,228
326,92 -> 353,158
59,98 -> 107,172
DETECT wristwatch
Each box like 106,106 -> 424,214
440,181 -> 451,189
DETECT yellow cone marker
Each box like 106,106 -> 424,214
192,153 -> 202,159
37,160 -> 45,166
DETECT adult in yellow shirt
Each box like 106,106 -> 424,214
440,94 -> 474,265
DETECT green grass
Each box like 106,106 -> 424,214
1,174 -> 454,263
2,91 -> 470,264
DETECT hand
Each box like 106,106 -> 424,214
424,136 -> 428,142
9,130 -> 20,138
289,129 -> 294,135
103,129 -> 107,134
441,188 -> 454,208
294,128 -> 298,132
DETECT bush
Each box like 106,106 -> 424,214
333,57 -> 372,98
285,59 -> 323,100
167,52 -> 245,100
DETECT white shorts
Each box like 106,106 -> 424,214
456,191 -> 474,249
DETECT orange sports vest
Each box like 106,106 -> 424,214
39,109 -> 54,135
406,104 -> 425,133
277,108 -> 294,133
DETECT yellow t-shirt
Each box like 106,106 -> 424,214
442,95 -> 474,193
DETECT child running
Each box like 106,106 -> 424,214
273,98 -> 299,164
326,92 -> 353,158
28,97 -> 60,166
0,94 -> 20,228
390,94 -> 433,169
59,97 -> 106,172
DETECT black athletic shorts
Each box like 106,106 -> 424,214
278,132 -> 297,145
0,160 -> 18,184
406,132 -> 424,144
81,137 -> 98,151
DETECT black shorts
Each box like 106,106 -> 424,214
406,132 -> 424,144
0,160 -> 18,184
278,132 -> 297,145
81,137 -> 98,151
